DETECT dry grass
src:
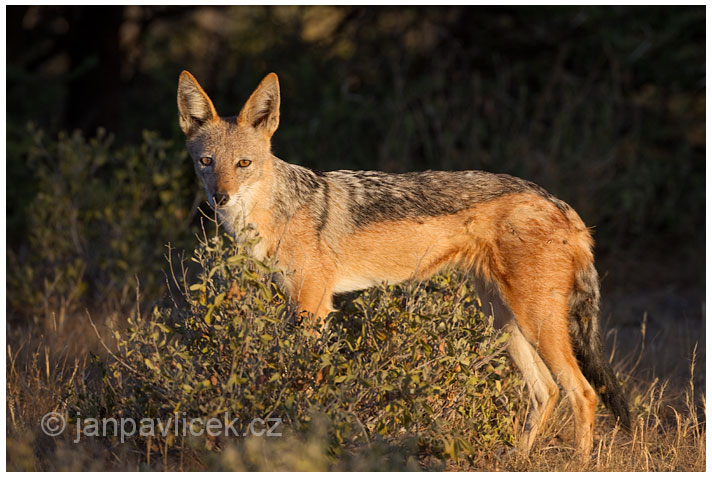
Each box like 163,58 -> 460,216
6,296 -> 705,472
500,361 -> 704,471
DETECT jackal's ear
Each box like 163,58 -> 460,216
238,73 -> 280,138
177,71 -> 218,136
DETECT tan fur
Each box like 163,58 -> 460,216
177,71 -> 613,459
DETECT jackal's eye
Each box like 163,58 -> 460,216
237,159 -> 252,168
199,156 -> 213,167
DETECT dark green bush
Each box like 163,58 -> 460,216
73,224 -> 517,469
7,126 -> 197,322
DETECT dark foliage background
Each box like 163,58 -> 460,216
8,6 -> 705,270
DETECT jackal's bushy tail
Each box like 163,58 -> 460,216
569,262 -> 631,429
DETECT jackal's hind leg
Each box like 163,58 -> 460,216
476,280 -> 560,456
514,298 -> 597,458
504,322 -> 560,456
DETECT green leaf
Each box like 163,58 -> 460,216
204,305 -> 214,324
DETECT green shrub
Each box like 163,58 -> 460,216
7,126 -> 197,322
72,224 -> 517,469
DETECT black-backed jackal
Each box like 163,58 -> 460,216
177,71 -> 630,458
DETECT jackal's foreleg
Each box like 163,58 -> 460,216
289,274 -> 334,334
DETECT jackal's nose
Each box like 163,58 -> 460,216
212,192 -> 230,207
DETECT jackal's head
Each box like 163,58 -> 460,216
177,71 -> 280,212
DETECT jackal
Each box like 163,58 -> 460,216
177,70 -> 630,458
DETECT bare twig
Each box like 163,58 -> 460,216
85,309 -> 140,375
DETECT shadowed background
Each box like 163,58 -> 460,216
6,3 -> 705,414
